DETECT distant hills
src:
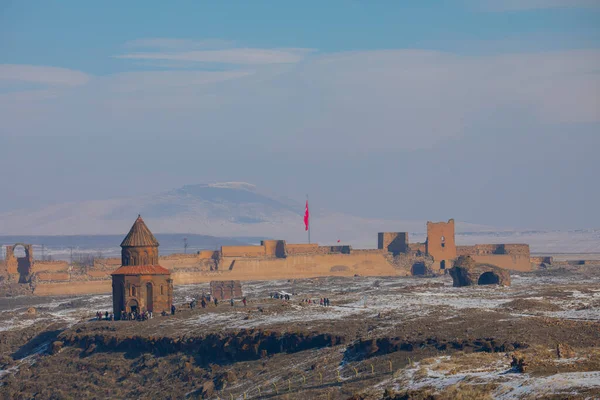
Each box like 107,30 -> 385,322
0,182 -> 598,252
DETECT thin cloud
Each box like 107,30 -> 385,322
124,38 -> 235,50
115,48 -> 313,65
0,64 -> 90,86
477,0 -> 600,11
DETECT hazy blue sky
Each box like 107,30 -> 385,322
1,1 -> 599,229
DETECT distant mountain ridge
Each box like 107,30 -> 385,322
0,182 -> 597,252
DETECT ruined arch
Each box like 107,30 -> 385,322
6,243 -> 33,283
478,271 -> 500,285
411,262 -> 426,276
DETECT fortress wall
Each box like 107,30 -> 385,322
32,260 -> 69,273
160,253 -> 198,260
286,244 -> 320,255
457,244 -> 530,257
217,252 -> 407,281
470,254 -> 532,272
261,240 -> 280,257
159,255 -> 216,271
502,244 -> 530,256
378,232 -> 409,254
30,251 -> 408,295
352,249 -> 387,254
408,243 -> 426,254
530,256 -> 553,267
221,245 -> 266,258
198,250 -> 219,259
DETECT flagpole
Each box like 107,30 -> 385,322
307,194 -> 311,244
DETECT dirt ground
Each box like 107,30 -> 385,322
0,264 -> 599,399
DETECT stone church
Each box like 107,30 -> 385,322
111,215 -> 173,318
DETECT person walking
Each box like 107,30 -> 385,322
230,298 -> 234,307
171,304 -> 176,315
242,297 -> 247,307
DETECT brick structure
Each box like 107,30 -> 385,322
449,256 -> 511,287
111,216 -> 173,318
210,280 -> 243,300
378,232 -> 408,255
4,243 -> 33,283
426,219 -> 457,272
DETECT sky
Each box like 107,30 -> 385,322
1,0 -> 599,230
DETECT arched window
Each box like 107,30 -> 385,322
160,285 -> 164,295
132,286 -> 136,296
441,235 -> 446,248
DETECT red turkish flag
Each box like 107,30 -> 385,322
304,200 -> 309,231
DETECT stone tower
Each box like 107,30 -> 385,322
120,215 -> 160,266
111,215 -> 173,319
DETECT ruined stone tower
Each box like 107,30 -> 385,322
111,215 -> 173,318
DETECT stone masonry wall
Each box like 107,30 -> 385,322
426,219 -> 457,271
377,232 -> 409,254
457,244 -> 530,257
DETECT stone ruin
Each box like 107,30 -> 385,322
3,243 -> 33,283
449,255 -> 511,287
210,280 -> 243,300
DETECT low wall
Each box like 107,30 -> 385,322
221,245 -> 265,258
197,250 -> 219,259
215,252 -> 407,281
457,244 -> 530,257
471,254 -> 532,272
530,256 -> 553,267
32,261 -> 69,273
32,251 -> 409,294
286,244 -> 320,255
36,272 -> 70,281
408,243 -> 426,254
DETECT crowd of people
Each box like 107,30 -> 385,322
95,307 -> 171,322
300,297 -> 331,306
119,309 -> 154,321
270,292 -> 291,300
190,294 -> 248,309
95,311 -> 114,321
95,291 -> 332,323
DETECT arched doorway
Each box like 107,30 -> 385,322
411,262 -> 426,276
478,272 -> 500,285
127,299 -> 139,314
440,260 -> 446,270
146,283 -> 153,312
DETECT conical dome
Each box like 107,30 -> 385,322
120,215 -> 159,247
